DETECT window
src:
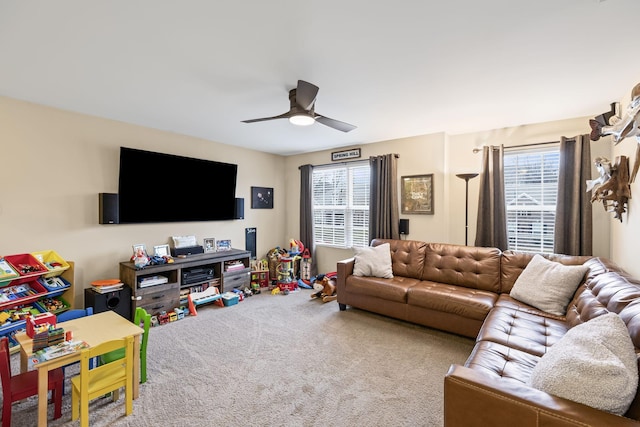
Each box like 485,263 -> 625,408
504,146 -> 559,253
312,161 -> 370,248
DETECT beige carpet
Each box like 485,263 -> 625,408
8,289 -> 474,426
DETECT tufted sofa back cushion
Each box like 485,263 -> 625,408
420,243 -> 501,292
500,250 -> 591,294
567,259 -> 640,338
371,239 -> 427,280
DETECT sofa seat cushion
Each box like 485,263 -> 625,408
476,305 -> 569,357
345,275 -> 420,303
494,294 -> 566,321
407,282 -> 497,321
464,340 -> 540,385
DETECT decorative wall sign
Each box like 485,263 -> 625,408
251,187 -> 273,209
331,148 -> 361,161
401,174 -> 434,214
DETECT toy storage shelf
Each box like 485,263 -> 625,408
120,249 -> 251,319
0,257 -> 75,354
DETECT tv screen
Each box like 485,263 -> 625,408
118,147 -> 237,223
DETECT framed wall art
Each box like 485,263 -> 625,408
401,174 -> 434,214
251,186 -> 273,209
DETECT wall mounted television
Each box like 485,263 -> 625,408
118,147 -> 238,223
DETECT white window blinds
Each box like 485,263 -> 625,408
312,161 -> 370,248
504,146 -> 560,253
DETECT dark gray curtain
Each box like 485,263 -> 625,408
369,154 -> 400,242
554,135 -> 592,255
299,164 -> 317,276
475,145 -> 508,250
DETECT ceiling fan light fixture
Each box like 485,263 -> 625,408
289,114 -> 315,126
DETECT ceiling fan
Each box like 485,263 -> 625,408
242,80 -> 357,132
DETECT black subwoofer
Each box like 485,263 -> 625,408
84,286 -> 132,320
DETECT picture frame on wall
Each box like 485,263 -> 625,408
251,186 -> 273,209
401,174 -> 434,214
203,238 -> 216,253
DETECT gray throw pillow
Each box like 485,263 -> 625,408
353,243 -> 393,279
509,254 -> 588,316
528,312 -> 638,415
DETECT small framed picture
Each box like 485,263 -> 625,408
132,244 -> 148,258
203,238 -> 216,253
154,244 -> 170,257
216,239 -> 232,252
251,186 -> 273,209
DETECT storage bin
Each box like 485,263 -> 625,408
31,250 -> 70,278
0,259 -> 19,285
37,276 -> 71,296
34,296 -> 70,314
0,305 -> 44,334
221,292 -> 239,306
0,281 -> 48,310
4,254 -> 48,284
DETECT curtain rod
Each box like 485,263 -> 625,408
300,154 -> 400,169
472,141 -> 558,153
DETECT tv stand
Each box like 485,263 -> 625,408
119,249 -> 251,319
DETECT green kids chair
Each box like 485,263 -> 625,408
100,307 -> 151,383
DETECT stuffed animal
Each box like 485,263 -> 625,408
310,276 -> 337,303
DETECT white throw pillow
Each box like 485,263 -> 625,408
528,312 -> 638,416
352,243 -> 393,279
509,254 -> 588,316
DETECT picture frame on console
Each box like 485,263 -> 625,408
216,239 -> 231,251
203,238 -> 216,253
132,243 -> 148,258
401,174 -> 434,215
154,244 -> 170,257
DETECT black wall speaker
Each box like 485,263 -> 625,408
245,227 -> 257,258
399,219 -> 410,235
99,193 -> 119,224
234,197 -> 244,219
84,286 -> 132,320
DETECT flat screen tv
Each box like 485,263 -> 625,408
118,147 -> 238,223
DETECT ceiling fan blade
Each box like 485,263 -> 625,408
296,80 -> 319,110
315,114 -> 357,132
242,112 -> 291,123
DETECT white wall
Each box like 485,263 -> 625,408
611,88 -> 640,277
285,117 -> 615,275
0,97 -> 287,304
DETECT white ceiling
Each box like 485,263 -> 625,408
1,1 -> 639,156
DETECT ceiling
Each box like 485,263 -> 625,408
1,1 -> 639,156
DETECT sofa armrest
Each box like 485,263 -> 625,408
444,365 -> 639,427
336,258 -> 355,301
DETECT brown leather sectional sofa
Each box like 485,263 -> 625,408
336,239 -> 640,426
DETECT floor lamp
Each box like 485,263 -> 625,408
456,173 -> 479,246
